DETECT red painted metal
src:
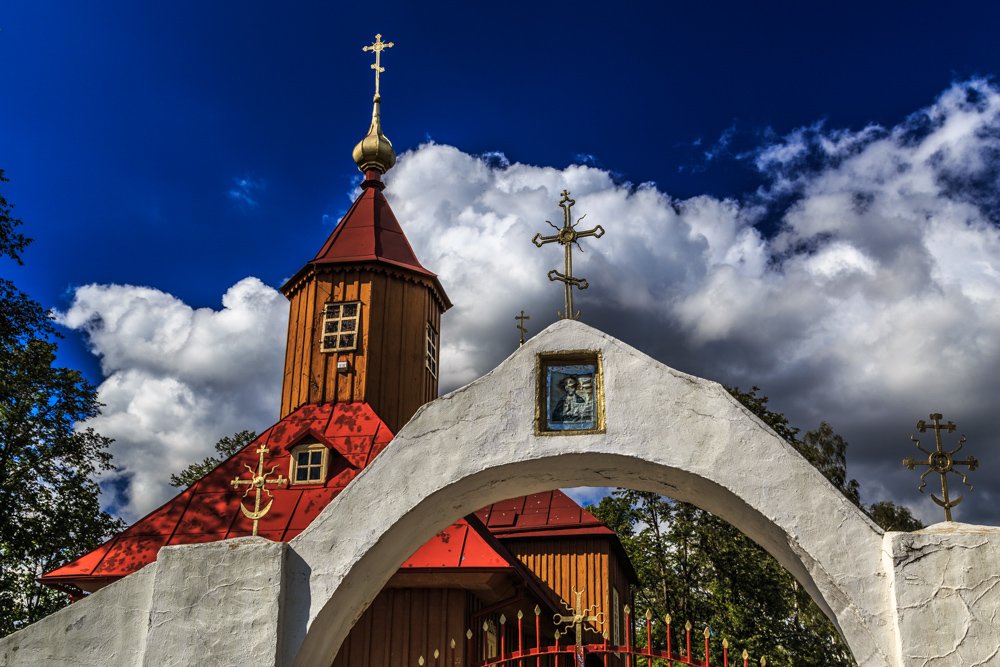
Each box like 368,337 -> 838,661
309,185 -> 436,278
468,606 -> 765,667
624,607 -> 632,667
40,402 -> 392,590
474,490 -> 616,540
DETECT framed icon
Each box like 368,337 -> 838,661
535,350 -> 605,435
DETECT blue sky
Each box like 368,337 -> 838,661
6,1 -> 1000,525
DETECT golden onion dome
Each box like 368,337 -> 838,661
352,94 -> 396,174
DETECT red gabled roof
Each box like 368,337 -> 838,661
41,402 -> 392,588
311,186 -> 435,277
42,406 -> 624,592
475,490 -> 616,539
402,517 -> 513,569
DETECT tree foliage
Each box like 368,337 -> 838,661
588,386 -> 923,667
169,429 -> 257,488
0,170 -> 125,636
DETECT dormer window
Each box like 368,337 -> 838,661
426,323 -> 438,378
321,302 -> 361,353
290,440 -> 328,484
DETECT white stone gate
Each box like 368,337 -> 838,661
2,321 -> 997,666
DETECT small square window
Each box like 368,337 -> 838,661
321,301 -> 361,353
426,323 -> 438,378
290,441 -> 328,484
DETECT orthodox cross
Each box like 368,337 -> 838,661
533,190 -> 605,320
515,310 -> 530,346
553,587 -> 606,652
231,444 -> 287,536
363,33 -> 393,97
904,413 -> 978,521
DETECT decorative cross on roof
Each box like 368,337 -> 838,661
533,190 -> 605,320
515,310 -> 530,346
553,587 -> 605,649
904,413 -> 978,521
231,444 -> 287,536
363,33 -> 393,97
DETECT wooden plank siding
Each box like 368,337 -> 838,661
505,538 -> 632,651
280,265 -> 445,431
332,588 -> 469,667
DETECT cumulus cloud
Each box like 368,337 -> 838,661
64,79 -> 1000,526
56,278 -> 287,521
382,79 -> 1000,525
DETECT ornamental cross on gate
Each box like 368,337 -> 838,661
515,310 -> 530,346
553,587 -> 606,650
904,413 -> 978,521
231,444 -> 287,536
533,190 -> 605,320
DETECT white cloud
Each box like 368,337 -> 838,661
56,278 -> 287,521
63,79 -> 1000,526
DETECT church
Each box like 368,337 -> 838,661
37,35 -> 637,667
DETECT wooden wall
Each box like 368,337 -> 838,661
331,588 -> 469,667
505,538 -> 633,649
281,264 -> 444,433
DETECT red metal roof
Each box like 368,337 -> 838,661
41,402 -> 392,588
311,186 -> 435,277
474,490 -> 616,540
42,406 -> 618,591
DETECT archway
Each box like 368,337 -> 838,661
281,320 -> 891,667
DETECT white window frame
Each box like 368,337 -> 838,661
289,440 -> 329,485
320,301 -> 361,353
425,323 -> 439,378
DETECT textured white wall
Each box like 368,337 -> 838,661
2,321 -> 997,667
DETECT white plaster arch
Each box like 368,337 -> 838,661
283,320 -> 895,667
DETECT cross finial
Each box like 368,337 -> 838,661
904,413 -> 979,521
532,190 -> 605,320
363,33 -> 394,98
515,310 -> 530,346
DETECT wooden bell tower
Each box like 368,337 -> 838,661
279,80 -> 451,434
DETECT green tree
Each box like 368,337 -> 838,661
0,170 -> 125,635
588,386 -> 922,667
169,429 -> 257,488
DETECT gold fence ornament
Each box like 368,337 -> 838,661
553,586 -> 606,648
231,444 -> 287,536
904,413 -> 979,521
532,190 -> 605,320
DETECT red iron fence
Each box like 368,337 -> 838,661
454,605 -> 766,667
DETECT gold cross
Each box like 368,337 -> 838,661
363,33 -> 394,97
231,444 -> 287,536
515,310 -> 530,346
533,190 -> 604,320
904,413 -> 978,521
553,587 -> 605,650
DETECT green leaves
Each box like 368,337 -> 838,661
169,429 -> 257,488
587,386 -> 923,667
0,171 -> 124,635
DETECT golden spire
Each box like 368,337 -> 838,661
353,34 -> 397,176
